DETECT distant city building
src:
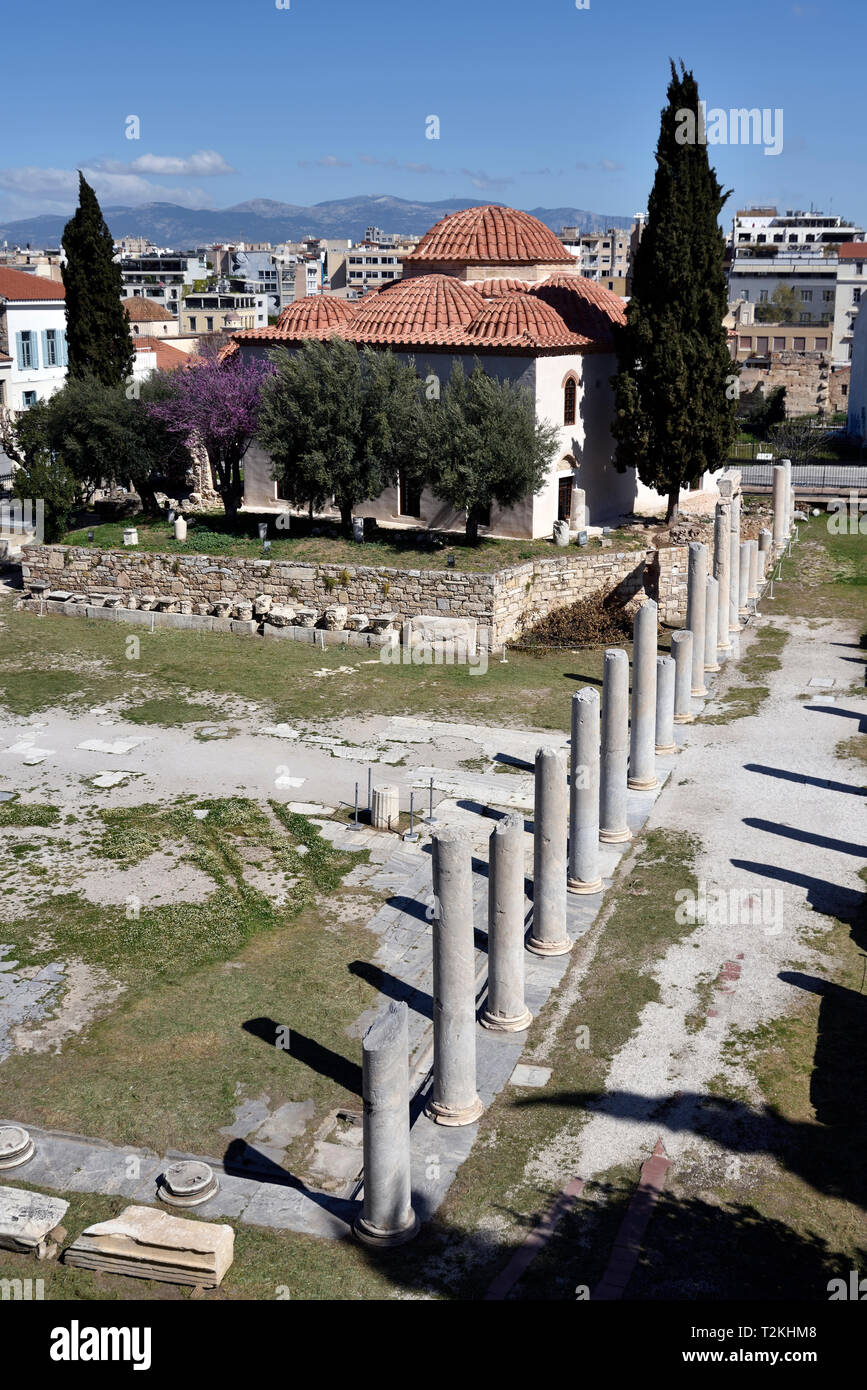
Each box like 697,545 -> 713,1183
114,235 -> 154,256
727,207 -> 864,365
181,288 -> 268,335
0,245 -> 63,282
559,225 -> 631,294
0,266 -> 67,411
846,293 -> 867,443
118,251 -> 210,319
834,243 -> 866,364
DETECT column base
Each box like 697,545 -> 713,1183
655,742 -> 676,755
567,875 -> 603,894
628,775 -> 659,791
599,826 -> 631,843
738,607 -> 749,617
704,661 -> 720,673
425,1094 -> 484,1127
728,622 -> 740,634
690,685 -> 708,698
526,933 -> 573,957
480,1005 -> 533,1032
672,713 -> 694,725
717,641 -> 731,653
353,1209 -> 420,1249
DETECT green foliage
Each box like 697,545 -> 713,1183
424,358 -> 558,540
61,173 -> 135,387
611,63 -> 737,521
12,449 -> 80,542
744,385 -> 787,435
258,338 -> 425,533
0,798 -> 61,828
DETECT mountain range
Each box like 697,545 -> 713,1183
0,194 -> 633,249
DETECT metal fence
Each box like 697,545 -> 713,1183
738,462 -> 867,491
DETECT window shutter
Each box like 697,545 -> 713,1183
16,333 -> 25,370
28,333 -> 38,368
42,330 -> 49,367
59,330 -> 68,367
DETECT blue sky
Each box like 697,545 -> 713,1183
2,0 -> 864,228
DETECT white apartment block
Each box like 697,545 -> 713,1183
834,243 -> 866,364
728,208 -> 864,365
118,251 -> 210,319
0,267 -> 67,412
559,226 -> 630,291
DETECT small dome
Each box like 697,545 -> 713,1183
474,277 -> 534,298
349,274 -> 486,344
404,205 -> 573,268
466,293 -> 576,345
275,295 -> 357,335
530,273 -> 626,345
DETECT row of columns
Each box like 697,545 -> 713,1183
357,470 -> 798,1245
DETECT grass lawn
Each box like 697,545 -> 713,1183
0,594 -> 617,732
62,512 -> 647,572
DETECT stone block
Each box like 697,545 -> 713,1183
63,1205 -> 234,1287
0,1186 -> 69,1259
230,619 -> 258,636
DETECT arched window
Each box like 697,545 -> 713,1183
563,377 -> 577,426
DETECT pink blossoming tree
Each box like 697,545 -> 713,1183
147,349 -> 273,519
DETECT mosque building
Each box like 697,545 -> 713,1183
232,205 -> 716,535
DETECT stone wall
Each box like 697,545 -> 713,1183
19,539 -> 693,647
737,354 -> 849,418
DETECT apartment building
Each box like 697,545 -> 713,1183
559,225 -> 631,294
180,288 -> 268,335
834,243 -> 866,364
727,208 -> 864,365
345,235 -> 420,294
118,251 -> 210,319
0,266 -> 67,411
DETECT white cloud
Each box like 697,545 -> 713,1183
297,154 -> 352,169
460,168 -> 513,191
94,150 -> 234,177
0,164 -> 215,216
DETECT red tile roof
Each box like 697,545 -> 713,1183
275,295 -> 356,333
123,296 -> 174,321
132,337 -> 189,370
349,274 -> 486,343
229,270 -> 622,355
404,206 -> 573,268
474,277 -> 534,297
465,293 -> 589,348
839,242 -> 867,260
0,266 -> 65,301
530,273 -> 625,348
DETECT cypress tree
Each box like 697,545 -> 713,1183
61,172 -> 135,387
612,62 -> 737,522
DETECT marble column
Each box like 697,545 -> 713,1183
772,465 -> 786,555
628,599 -> 658,790
568,688 -> 602,894
738,541 -> 750,614
704,574 -> 720,673
781,457 -> 793,534
729,493 -> 742,633
481,813 -> 532,1031
748,539 -> 759,600
527,746 -> 571,956
672,629 -> 694,724
354,1001 -> 420,1248
655,654 -> 676,754
686,542 -> 708,697
599,648 -> 631,843
713,500 -> 731,653
426,827 -> 484,1126
757,528 -> 772,583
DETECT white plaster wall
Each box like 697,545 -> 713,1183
847,304 -> 867,443
5,301 -> 67,410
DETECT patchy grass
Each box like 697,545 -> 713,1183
63,513 -> 646,573
836,734 -> 867,769
0,797 -> 61,828
700,625 -> 788,726
769,514 -> 867,622
0,595 -> 609,732
0,797 -> 380,1167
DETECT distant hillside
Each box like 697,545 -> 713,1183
0,194 -> 633,250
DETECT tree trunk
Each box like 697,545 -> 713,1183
338,502 -> 354,537
665,484 -> 680,525
465,503 -> 484,544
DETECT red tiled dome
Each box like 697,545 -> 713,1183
530,273 -> 626,347
474,277 -> 534,298
349,274 -> 486,344
275,295 -> 357,335
466,293 -> 582,347
404,206 -> 574,267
